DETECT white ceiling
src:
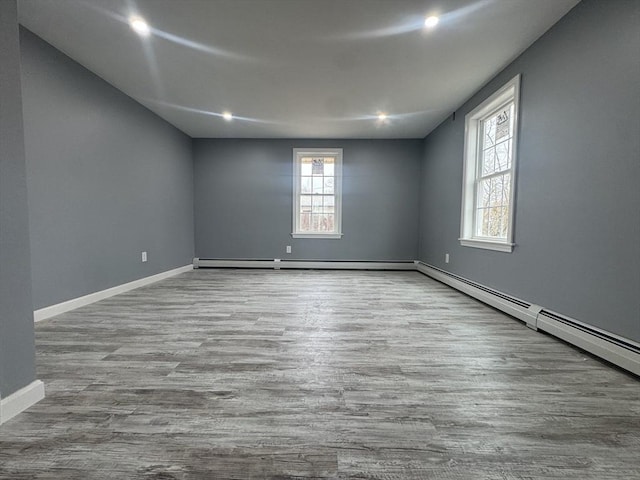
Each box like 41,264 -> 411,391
18,0 -> 580,139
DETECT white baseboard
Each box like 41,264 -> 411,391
0,380 -> 45,425
194,258 -> 415,270
416,262 -> 640,376
34,264 -> 193,322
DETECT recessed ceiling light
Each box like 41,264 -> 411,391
377,113 -> 388,121
129,16 -> 150,37
223,111 -> 233,121
424,16 -> 439,28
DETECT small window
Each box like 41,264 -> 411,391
292,148 -> 343,239
460,75 -> 521,252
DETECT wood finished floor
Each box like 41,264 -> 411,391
1,270 -> 639,479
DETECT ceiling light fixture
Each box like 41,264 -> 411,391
424,16 -> 439,28
129,16 -> 150,37
377,113 -> 388,121
223,111 -> 233,121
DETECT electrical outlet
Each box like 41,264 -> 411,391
286,245 -> 292,254
445,253 -> 450,264
142,251 -> 147,262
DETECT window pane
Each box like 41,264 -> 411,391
311,214 -> 321,231
301,176 -> 312,194
312,195 -> 323,212
324,161 -> 334,176
501,173 -> 511,206
301,158 -> 312,176
319,214 -> 329,232
312,158 -> 324,175
481,147 -> 496,176
322,215 -> 329,231
323,176 -> 334,194
491,207 -> 507,237
326,214 -> 334,232
491,177 -> 504,206
478,175 -> 509,211
495,140 -> 511,171
300,195 -> 312,208
300,213 -> 310,231
323,195 -> 335,213
476,207 -> 488,237
500,206 -> 510,238
488,207 -> 498,237
475,206 -> 508,239
477,178 -> 491,209
495,106 -> 512,142
475,172 -> 510,239
483,117 -> 496,147
312,176 -> 323,194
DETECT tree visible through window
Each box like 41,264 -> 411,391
292,148 -> 342,239
475,102 -> 515,238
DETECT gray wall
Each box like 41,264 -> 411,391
194,139 -> 421,261
418,0 -> 640,342
0,0 -> 37,398
20,29 -> 195,310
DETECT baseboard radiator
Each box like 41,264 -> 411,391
535,310 -> 640,376
415,262 -> 640,376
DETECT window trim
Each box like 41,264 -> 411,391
460,74 -> 521,253
291,148 -> 343,239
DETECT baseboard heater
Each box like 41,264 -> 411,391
194,258 -> 416,271
416,262 -> 640,376
535,310 -> 640,376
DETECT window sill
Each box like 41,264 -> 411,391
459,238 -> 514,252
291,233 -> 343,239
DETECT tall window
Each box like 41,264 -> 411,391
292,148 -> 343,239
460,75 -> 520,252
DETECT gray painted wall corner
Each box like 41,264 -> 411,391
0,0 -> 37,398
20,28 -> 195,310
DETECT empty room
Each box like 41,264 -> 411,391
1,0 -> 639,478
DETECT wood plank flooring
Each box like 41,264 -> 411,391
1,269 -> 638,479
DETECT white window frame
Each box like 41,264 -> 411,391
460,74 -> 521,253
292,148 -> 343,239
